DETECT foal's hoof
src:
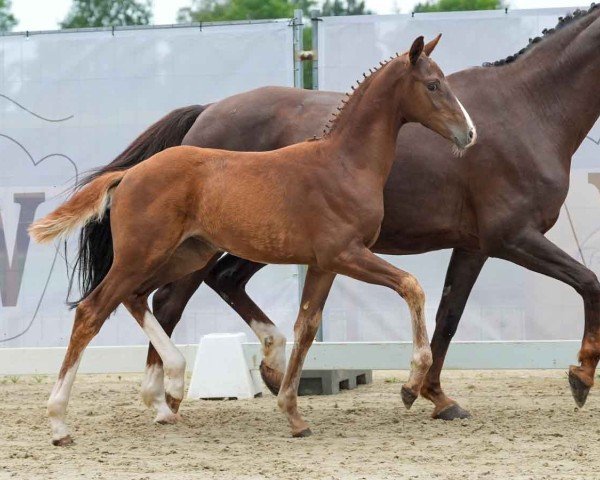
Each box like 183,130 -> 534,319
155,411 -> 182,425
259,361 -> 283,395
52,435 -> 73,447
165,393 -> 182,414
401,385 -> 418,410
568,368 -> 591,408
292,428 -> 312,438
433,403 -> 471,421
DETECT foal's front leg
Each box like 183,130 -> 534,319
277,266 -> 336,437
326,246 -> 433,407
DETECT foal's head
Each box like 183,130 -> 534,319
395,35 -> 477,154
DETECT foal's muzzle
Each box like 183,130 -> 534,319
453,126 -> 477,150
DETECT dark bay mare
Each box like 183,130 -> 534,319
74,5 -> 600,422
33,37 -> 475,444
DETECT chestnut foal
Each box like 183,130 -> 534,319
30,36 -> 475,444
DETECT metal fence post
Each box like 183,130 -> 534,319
292,8 -> 314,338
311,10 -> 320,91
310,10 -> 324,341
292,9 -> 303,89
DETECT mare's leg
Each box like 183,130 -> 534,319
204,255 -> 287,393
47,266 -> 142,446
277,266 -> 336,437
323,246 -> 432,407
492,230 -> 600,407
421,249 -> 487,420
144,264 -> 218,424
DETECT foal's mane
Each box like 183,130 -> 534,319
322,52 -> 403,138
484,3 -> 600,67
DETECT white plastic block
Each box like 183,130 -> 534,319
187,332 -> 262,399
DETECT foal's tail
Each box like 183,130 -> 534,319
29,171 -> 125,245
63,104 -> 205,306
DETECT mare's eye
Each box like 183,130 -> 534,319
427,82 -> 438,92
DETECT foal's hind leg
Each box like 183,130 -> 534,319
144,263 -> 219,424
47,268 -> 138,445
144,255 -> 286,421
125,296 -> 188,421
324,245 -> 432,408
136,244 -> 219,420
277,266 -> 336,437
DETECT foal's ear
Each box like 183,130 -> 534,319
409,36 -> 425,66
423,34 -> 442,57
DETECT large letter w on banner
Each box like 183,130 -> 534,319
0,193 -> 45,306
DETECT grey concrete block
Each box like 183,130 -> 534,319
298,369 -> 373,396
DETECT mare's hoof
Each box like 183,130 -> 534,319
260,361 -> 283,395
52,435 -> 73,447
401,385 -> 418,410
165,393 -> 182,413
568,369 -> 591,408
433,403 -> 471,421
292,428 -> 312,438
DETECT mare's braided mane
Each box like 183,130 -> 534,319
484,3 -> 600,67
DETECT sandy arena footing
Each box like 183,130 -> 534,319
0,370 -> 598,479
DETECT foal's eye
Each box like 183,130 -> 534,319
427,82 -> 438,92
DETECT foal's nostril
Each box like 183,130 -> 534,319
468,129 -> 474,141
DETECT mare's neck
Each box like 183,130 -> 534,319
500,8 -> 600,158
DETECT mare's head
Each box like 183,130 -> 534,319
395,35 -> 477,154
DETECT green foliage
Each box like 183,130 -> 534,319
0,0 -> 17,32
177,0 -> 305,23
60,0 -> 152,29
294,0 -> 317,16
322,0 -> 370,16
414,0 -> 504,12
176,0 -> 369,90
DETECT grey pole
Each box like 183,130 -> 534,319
292,9 -> 304,89
311,10 -> 324,341
310,10 -> 320,91
292,8 -> 314,338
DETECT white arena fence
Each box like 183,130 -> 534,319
1,9 -> 595,373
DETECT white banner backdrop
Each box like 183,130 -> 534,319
317,8 -> 600,342
0,22 -> 297,348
